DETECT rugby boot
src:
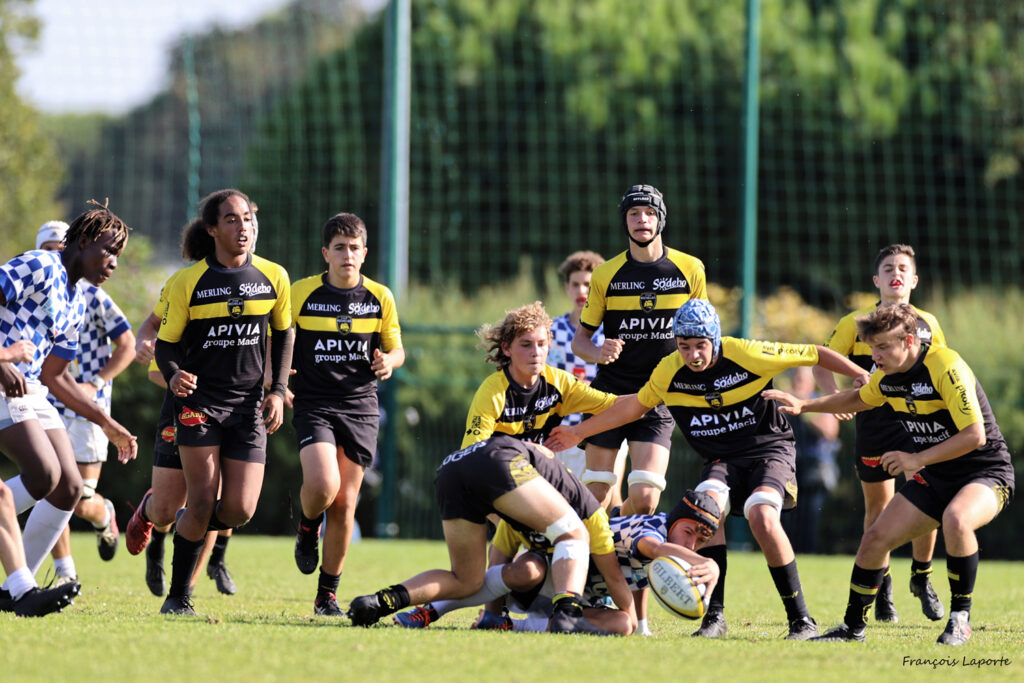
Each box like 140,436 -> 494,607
910,575 -> 944,621
126,490 -> 154,555
314,592 -> 344,616
471,607 -> 513,631
786,616 -> 819,640
810,623 -> 866,642
96,498 -> 119,561
936,611 -> 971,646
394,604 -> 440,629
547,608 -> 614,636
160,593 -> 197,616
207,561 -> 237,595
12,581 -> 80,617
873,572 -> 898,623
294,512 -> 324,575
692,608 -> 727,638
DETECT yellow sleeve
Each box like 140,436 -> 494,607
157,266 -> 192,344
579,260 -> 613,330
858,371 -> 888,407
730,338 -> 819,376
269,264 -> 292,332
152,271 -> 179,318
636,353 -> 677,408
461,373 -> 506,448
558,369 -> 616,415
584,508 -> 614,555
379,285 -> 403,352
824,312 -> 858,354
936,354 -> 983,431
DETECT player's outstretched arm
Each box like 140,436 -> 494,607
591,551 -> 638,633
762,387 -> 869,416
545,394 -> 646,452
636,536 -> 719,588
814,345 -> 871,385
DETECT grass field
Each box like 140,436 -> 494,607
5,534 -> 1023,682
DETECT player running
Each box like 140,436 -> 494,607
765,303 -> 1014,646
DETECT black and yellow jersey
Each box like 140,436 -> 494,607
290,273 -> 402,403
637,337 -> 818,460
858,344 -> 1012,480
580,247 -> 706,393
157,253 -> 291,412
825,302 -> 946,458
492,507 -> 614,557
461,364 -> 616,448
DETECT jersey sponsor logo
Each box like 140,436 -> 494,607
652,277 -> 688,292
947,367 -> 961,384
534,394 -> 559,412
713,371 -> 750,390
312,337 -> 369,363
902,419 -> 947,436
672,381 -> 706,392
617,316 -> 672,332
349,302 -> 381,316
910,382 -> 933,397
956,384 -> 971,415
238,282 -> 272,297
178,408 -> 208,427
879,381 -> 906,394
904,396 -> 918,414
705,391 -> 724,410
466,415 -> 483,437
639,292 -> 657,312
160,426 -> 176,443
608,281 -> 646,292
306,302 -> 345,313
228,298 -> 244,319
203,322 -> 262,349
196,286 -> 233,299
687,406 -> 756,437
336,315 -> 353,335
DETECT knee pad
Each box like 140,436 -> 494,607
627,469 -> 667,492
696,479 -> 731,517
80,478 -> 98,500
544,510 -> 584,543
552,538 -> 589,564
743,490 -> 783,519
581,469 -> 617,486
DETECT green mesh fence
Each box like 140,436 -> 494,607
17,0 -> 1023,552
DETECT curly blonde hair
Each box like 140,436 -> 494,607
478,301 -> 553,369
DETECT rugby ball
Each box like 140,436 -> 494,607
647,555 -> 707,620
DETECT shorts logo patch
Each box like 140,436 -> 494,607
228,298 -> 244,319
508,454 -> 539,486
639,292 -> 657,312
179,408 -> 208,427
705,391 -> 724,410
912,472 -> 928,486
336,315 -> 353,335
160,426 -> 176,443
861,455 -> 881,468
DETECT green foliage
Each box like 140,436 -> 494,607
0,0 -> 63,256
4,536 -> 1024,682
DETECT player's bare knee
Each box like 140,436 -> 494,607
941,508 -> 969,537
504,557 -> 545,589
23,465 -> 60,500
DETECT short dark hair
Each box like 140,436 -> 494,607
873,244 -> 916,273
856,302 -> 918,341
199,189 -> 251,227
557,250 -> 604,282
64,199 -> 131,253
322,213 -> 367,249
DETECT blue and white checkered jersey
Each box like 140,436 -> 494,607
50,282 -> 131,418
547,313 -> 605,427
584,513 -> 667,600
0,250 -> 85,387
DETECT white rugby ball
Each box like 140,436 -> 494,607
647,555 -> 707,620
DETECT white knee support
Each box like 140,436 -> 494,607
581,469 -> 617,486
627,469 -> 666,492
552,538 -> 589,563
81,478 -> 98,500
544,510 -> 584,543
743,490 -> 783,519
696,479 -> 732,517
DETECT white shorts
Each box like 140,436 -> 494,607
0,388 -> 63,432
556,446 -> 588,481
63,415 -> 109,464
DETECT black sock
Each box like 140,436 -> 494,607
169,533 -> 205,598
879,566 -> 893,596
552,592 -> 584,617
376,584 -> 410,615
769,560 -> 809,621
699,544 -> 727,612
911,559 -> 933,581
947,552 -> 979,614
147,529 -> 167,562
318,570 -> 341,599
299,511 -> 322,533
210,535 -> 229,565
843,564 -> 885,629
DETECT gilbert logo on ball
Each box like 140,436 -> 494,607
647,555 -> 706,620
